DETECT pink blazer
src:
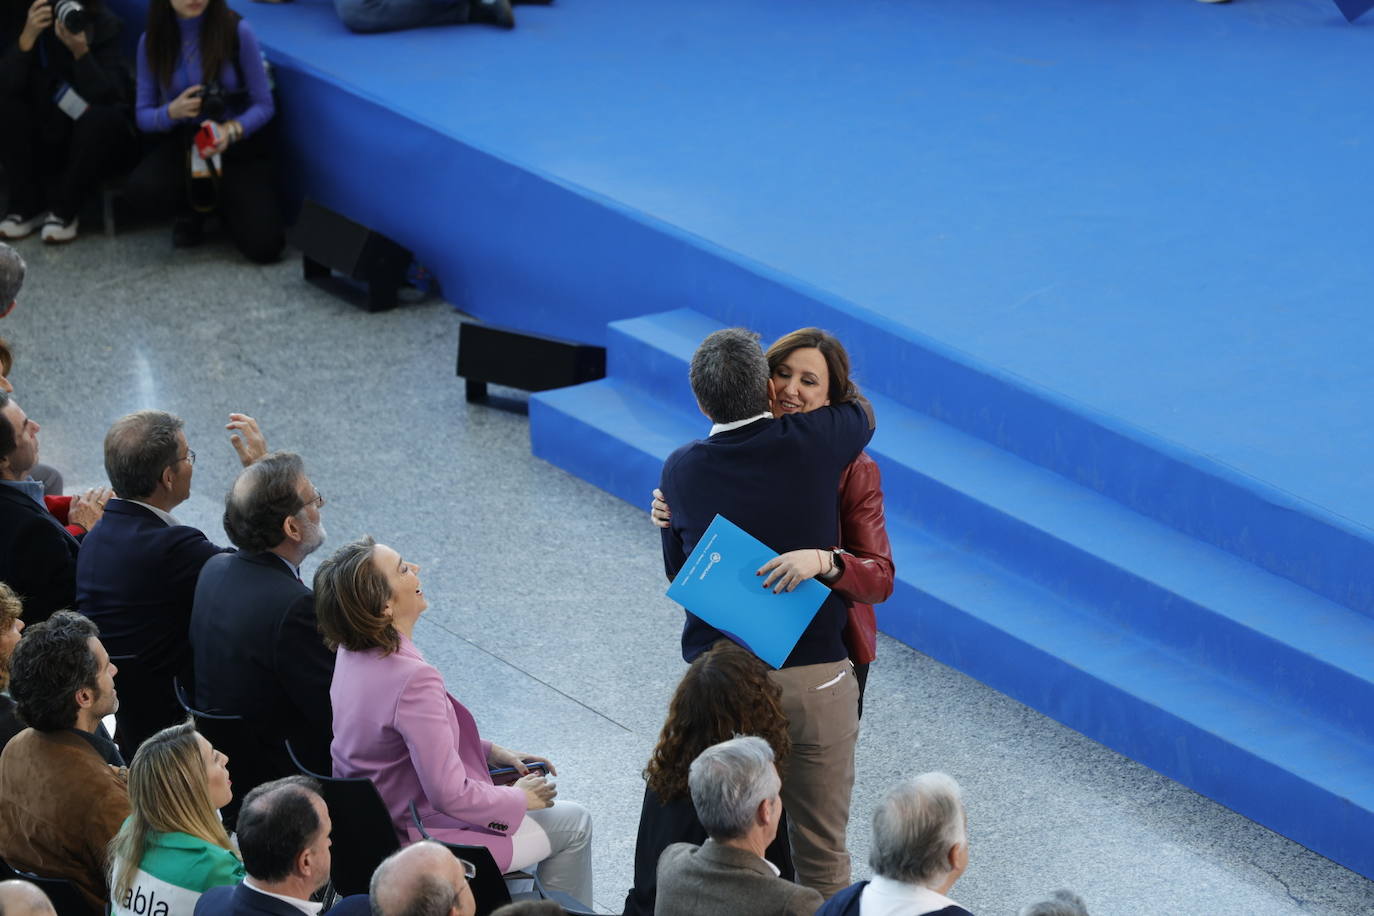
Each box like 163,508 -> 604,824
330,634 -> 528,869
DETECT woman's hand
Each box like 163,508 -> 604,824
68,486 -> 113,532
202,121 -> 232,156
488,743 -> 557,777
516,773 -> 557,810
650,488 -> 671,529
19,0 -> 53,53
53,19 -> 88,59
167,85 -> 203,121
757,548 -> 835,593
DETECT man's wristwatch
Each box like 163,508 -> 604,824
820,548 -> 845,582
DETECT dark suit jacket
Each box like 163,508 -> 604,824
655,839 -> 822,916
0,484 -> 80,624
659,402 -> 874,667
190,551 -> 335,772
77,499 -> 230,675
194,882 -> 317,916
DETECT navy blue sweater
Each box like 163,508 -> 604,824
660,401 -> 874,668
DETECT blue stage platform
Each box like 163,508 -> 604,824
106,0 -> 1374,880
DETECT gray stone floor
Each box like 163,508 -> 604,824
4,227 -> 1372,915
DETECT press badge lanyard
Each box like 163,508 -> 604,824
41,37 -> 90,120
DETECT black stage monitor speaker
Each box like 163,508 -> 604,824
289,200 -> 412,312
458,322 -> 606,403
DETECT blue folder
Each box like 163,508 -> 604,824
666,514 -> 830,668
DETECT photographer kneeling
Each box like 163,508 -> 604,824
0,0 -> 137,243
125,0 -> 283,263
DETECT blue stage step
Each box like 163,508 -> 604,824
530,307 -> 1374,879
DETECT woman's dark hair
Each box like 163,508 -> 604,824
645,640 -> 790,803
144,0 -> 242,92
314,536 -> 400,655
9,611 -> 101,732
766,328 -> 859,404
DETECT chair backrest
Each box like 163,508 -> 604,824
172,677 -> 292,830
108,654 -> 183,761
288,741 -> 401,898
6,865 -> 99,916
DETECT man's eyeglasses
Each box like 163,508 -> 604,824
456,858 -> 476,881
303,490 -> 325,510
178,449 -> 196,467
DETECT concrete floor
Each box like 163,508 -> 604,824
3,226 -> 1371,915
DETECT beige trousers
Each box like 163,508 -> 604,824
768,658 -> 860,899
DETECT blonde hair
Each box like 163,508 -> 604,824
108,720 -> 237,899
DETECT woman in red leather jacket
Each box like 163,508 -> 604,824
653,327 -> 895,715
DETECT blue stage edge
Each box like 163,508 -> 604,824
105,0 -> 1374,881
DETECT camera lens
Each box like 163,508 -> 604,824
53,0 -> 87,33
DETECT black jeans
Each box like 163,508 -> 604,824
0,91 -> 136,222
125,122 -> 285,263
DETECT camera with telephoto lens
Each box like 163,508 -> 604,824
50,0 -> 87,34
199,79 -> 249,122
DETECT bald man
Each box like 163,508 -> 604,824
0,881 -> 57,916
370,841 -> 476,916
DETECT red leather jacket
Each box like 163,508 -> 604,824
831,452 -> 894,665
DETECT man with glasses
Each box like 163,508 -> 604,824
75,410 -> 268,759
190,451 -> 335,799
368,841 -> 477,916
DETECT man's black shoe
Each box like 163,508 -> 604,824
470,0 -> 515,27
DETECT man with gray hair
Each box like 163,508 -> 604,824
816,773 -> 972,916
0,243 -> 23,317
369,840 -> 476,916
1018,889 -> 1089,916
655,736 -> 823,916
659,327 -> 875,898
76,410 -> 267,757
190,450 -> 335,787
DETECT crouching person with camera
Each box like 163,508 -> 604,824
0,0 -> 138,243
125,0 -> 283,263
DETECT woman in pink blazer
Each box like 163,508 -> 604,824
313,537 -> 594,905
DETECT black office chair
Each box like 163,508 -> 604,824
173,676 -> 292,830
108,653 -> 183,761
0,858 -> 100,916
286,740 -> 402,897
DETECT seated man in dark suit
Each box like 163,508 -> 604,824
0,391 -> 87,623
659,328 -> 874,898
190,452 -> 334,786
194,777 -> 332,916
76,409 -> 266,758
0,612 -> 130,911
817,773 -> 973,916
656,736 -> 822,916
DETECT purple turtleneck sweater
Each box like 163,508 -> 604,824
135,14 -> 273,137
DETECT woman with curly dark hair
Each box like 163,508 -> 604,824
622,640 -> 794,916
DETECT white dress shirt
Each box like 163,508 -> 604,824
860,875 -> 964,916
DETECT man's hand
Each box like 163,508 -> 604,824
226,413 -> 267,466
167,84 -> 203,121
487,743 -> 557,777
650,487 -> 671,529
53,19 -> 88,58
757,548 -> 833,594
68,486 -> 113,531
19,0 -> 53,53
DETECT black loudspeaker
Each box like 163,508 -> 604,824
289,200 -> 412,312
457,322 -> 606,403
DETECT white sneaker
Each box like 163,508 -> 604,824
0,213 -> 44,239
40,215 -> 78,244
